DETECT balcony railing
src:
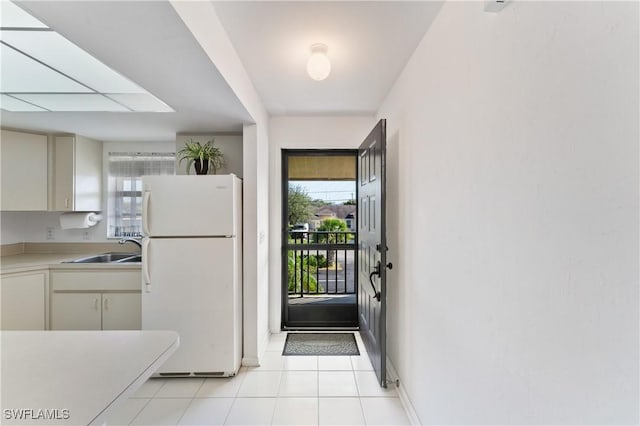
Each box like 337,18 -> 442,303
287,230 -> 356,298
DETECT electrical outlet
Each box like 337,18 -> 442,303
46,227 -> 55,240
82,230 -> 91,241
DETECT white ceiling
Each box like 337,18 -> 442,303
1,2 -> 172,113
0,1 -> 443,142
213,1 -> 443,116
1,1 -> 252,141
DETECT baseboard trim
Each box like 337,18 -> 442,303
241,356 -> 260,367
387,356 -> 422,425
259,328 -> 270,358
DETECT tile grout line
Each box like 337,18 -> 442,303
269,364 -> 285,424
127,397 -> 154,425
317,368 -> 320,425
173,378 -> 206,425
353,366 -> 368,425
223,395 -> 238,426
127,378 -> 166,425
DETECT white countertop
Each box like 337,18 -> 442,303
1,253 -> 141,274
1,330 -> 179,425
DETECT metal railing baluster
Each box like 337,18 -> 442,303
286,230 -> 356,297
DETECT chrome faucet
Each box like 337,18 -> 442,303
118,238 -> 142,250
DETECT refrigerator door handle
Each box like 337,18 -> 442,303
142,238 -> 151,293
142,191 -> 151,236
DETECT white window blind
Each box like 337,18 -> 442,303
107,152 -> 175,238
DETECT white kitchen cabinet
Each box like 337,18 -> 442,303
50,268 -> 141,330
53,135 -> 102,211
0,129 -> 48,211
51,292 -> 101,330
51,292 -> 140,330
102,293 -> 142,330
0,269 -> 48,330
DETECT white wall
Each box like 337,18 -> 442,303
1,209 -> 104,245
176,134 -> 243,177
171,0 -> 271,364
378,1 -> 638,424
268,116 -> 376,331
0,212 -> 26,244
22,211 -> 104,242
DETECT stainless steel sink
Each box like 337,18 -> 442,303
64,252 -> 141,264
118,255 -> 141,263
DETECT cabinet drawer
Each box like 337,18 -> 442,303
51,270 -> 141,291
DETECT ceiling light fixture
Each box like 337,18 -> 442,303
306,43 -> 331,81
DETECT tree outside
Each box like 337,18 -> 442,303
317,217 -> 348,234
316,217 -> 348,266
287,181 -> 355,295
311,198 -> 331,208
287,184 -> 313,226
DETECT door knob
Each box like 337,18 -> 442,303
368,270 -> 381,302
368,262 -> 382,302
386,262 -> 393,270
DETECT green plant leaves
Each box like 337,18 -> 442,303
177,138 -> 224,174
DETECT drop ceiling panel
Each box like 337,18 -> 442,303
13,94 -> 129,112
0,1 -> 48,28
107,93 -> 173,112
1,30 -> 145,93
1,94 -> 47,111
0,43 -> 91,93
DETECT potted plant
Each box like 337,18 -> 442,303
177,138 -> 224,175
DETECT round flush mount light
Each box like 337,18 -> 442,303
306,43 -> 331,81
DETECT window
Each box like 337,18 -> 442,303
107,152 -> 175,238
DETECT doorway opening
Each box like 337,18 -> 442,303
282,150 -> 358,329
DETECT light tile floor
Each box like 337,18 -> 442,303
104,332 -> 411,425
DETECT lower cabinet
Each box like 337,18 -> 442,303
51,292 -> 141,330
51,293 -> 101,330
1,269 -> 48,330
50,269 -> 141,330
101,293 -> 141,330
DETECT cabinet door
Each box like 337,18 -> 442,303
0,130 -> 47,211
51,293 -> 101,330
74,135 -> 102,211
53,135 -> 102,211
53,136 -> 75,211
101,293 -> 141,330
1,272 -> 47,330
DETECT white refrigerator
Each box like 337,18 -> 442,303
141,174 -> 242,377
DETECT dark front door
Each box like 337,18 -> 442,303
358,119 -> 388,387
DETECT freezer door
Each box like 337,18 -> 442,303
141,237 -> 241,375
142,175 -> 241,237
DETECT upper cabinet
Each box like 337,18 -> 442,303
53,135 -> 102,211
0,129 -> 48,211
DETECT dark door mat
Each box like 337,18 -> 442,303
283,333 -> 360,356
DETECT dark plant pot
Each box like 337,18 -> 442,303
194,159 -> 209,175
